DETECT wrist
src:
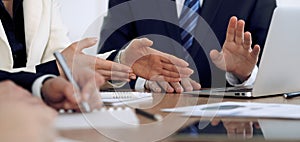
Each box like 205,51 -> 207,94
32,75 -> 57,99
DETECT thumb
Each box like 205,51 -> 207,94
129,38 -> 153,49
210,49 -> 222,62
210,50 -> 226,70
76,37 -> 98,52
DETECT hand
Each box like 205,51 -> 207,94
211,119 -> 254,139
0,80 -> 32,98
121,38 -> 193,82
0,81 -> 57,142
41,68 -> 105,111
210,16 -> 260,81
61,38 -> 136,82
145,78 -> 201,93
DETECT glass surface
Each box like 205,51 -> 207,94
173,119 -> 300,141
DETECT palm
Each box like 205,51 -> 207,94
210,17 -> 260,81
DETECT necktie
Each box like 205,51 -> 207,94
179,0 -> 200,50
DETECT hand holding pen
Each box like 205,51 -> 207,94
54,52 -> 105,112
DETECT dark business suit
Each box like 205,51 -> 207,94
99,0 -> 276,88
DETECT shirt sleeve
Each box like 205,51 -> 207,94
226,65 -> 258,87
31,75 -> 57,98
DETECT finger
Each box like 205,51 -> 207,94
160,53 -> 189,67
181,78 -> 193,91
243,32 -> 252,50
75,38 -> 98,52
158,81 -> 175,93
235,20 -> 245,45
62,81 -> 78,104
130,38 -> 153,49
250,44 -> 260,58
235,128 -> 246,135
245,125 -> 253,138
169,82 -> 183,93
209,50 -> 222,62
97,70 -> 131,82
81,72 -> 105,101
146,81 -> 162,93
63,102 -> 80,110
210,50 -> 226,71
96,59 -> 133,73
150,75 -> 181,82
189,79 -> 202,90
227,129 -> 236,138
162,63 -> 194,76
211,119 -> 221,126
163,76 -> 181,83
226,16 -> 238,42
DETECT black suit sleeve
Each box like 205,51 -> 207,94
0,71 -> 45,92
36,60 -> 60,76
98,0 -> 136,60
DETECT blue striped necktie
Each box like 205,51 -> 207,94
179,0 -> 200,50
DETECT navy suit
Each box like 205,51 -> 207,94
99,0 -> 276,88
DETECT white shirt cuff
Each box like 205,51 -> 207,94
32,75 -> 57,98
135,77 -> 147,90
226,65 -> 258,87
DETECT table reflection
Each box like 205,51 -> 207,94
177,119 -> 262,140
175,119 -> 300,141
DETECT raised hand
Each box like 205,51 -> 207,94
121,38 -> 194,82
210,17 -> 260,81
61,38 -> 136,82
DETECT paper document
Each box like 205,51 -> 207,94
55,107 -> 139,130
100,92 -> 153,106
162,102 -> 300,119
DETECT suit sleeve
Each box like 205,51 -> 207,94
0,71 -> 45,92
36,60 -> 60,76
98,0 -> 136,61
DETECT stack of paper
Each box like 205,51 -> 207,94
55,107 -> 139,130
162,102 -> 300,119
100,92 -> 153,106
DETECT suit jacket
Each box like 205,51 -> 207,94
0,0 -> 71,73
99,0 -> 276,87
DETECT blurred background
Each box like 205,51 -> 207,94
57,0 -> 300,54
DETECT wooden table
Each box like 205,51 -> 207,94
58,92 -> 300,142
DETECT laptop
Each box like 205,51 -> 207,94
184,6 -> 300,98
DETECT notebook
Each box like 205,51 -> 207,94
184,6 -> 300,98
55,107 -> 139,129
100,92 -> 153,106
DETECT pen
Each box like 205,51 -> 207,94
54,52 -> 91,112
283,92 -> 300,99
135,108 -> 163,121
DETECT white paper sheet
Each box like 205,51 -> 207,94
162,102 -> 300,119
55,107 -> 139,130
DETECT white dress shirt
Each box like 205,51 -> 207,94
176,0 -> 204,17
134,0 -> 257,90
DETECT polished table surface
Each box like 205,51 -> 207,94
58,92 -> 300,142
